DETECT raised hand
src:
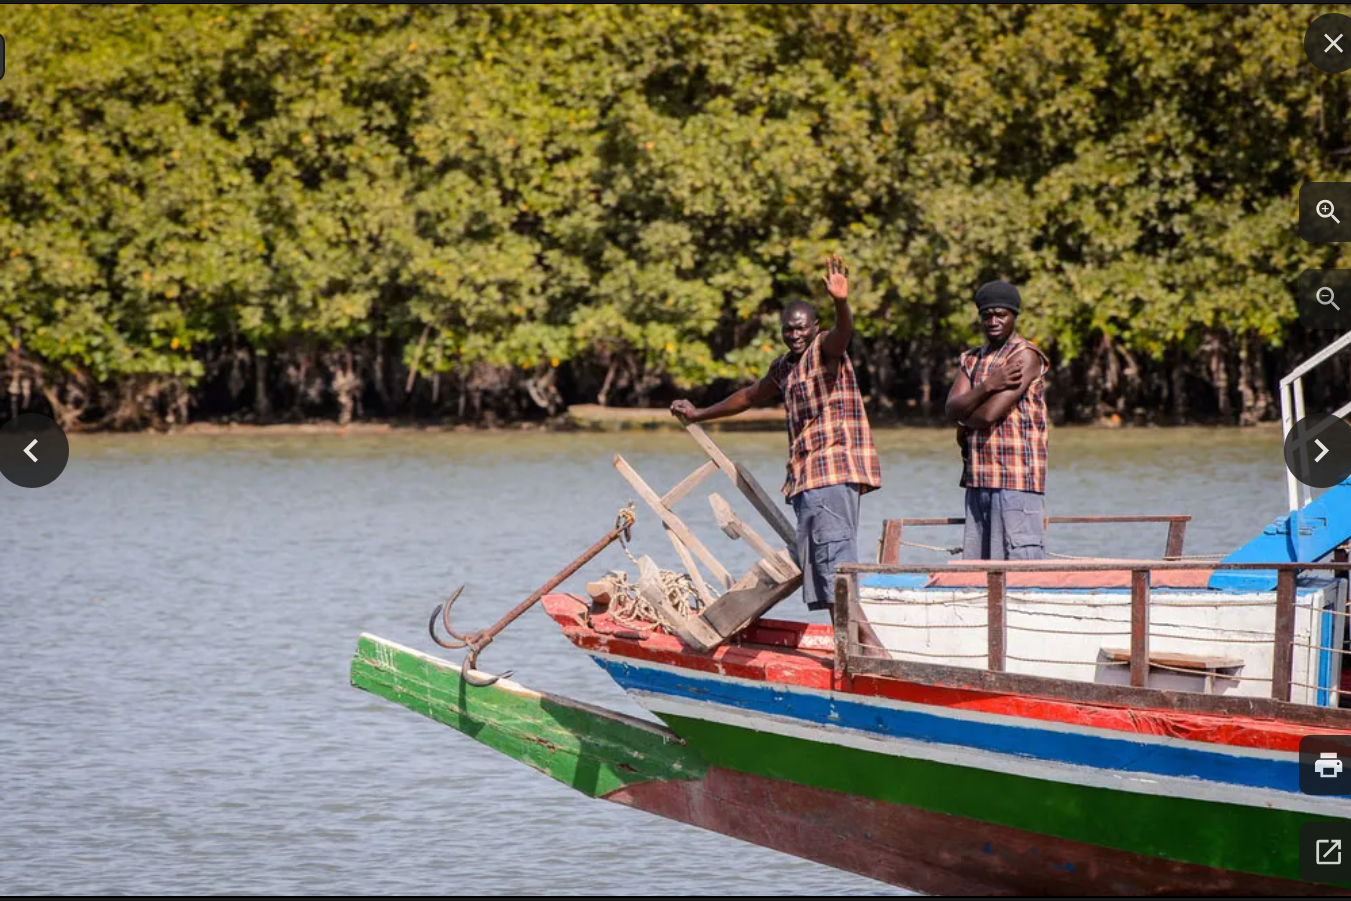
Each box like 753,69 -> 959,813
822,254 -> 849,302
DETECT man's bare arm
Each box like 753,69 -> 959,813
962,347 -> 1042,429
670,376 -> 782,424
821,255 -> 853,362
945,368 -> 989,423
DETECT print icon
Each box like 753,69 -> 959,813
1316,753 -> 1344,779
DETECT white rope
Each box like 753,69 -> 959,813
1004,654 -> 1125,667
1292,679 -> 1346,691
852,641 -> 986,659
881,621 -> 989,630
897,539 -> 963,555
1291,641 -> 1351,655
1007,623 -> 1132,637
608,535 -> 700,632
1150,631 -> 1278,644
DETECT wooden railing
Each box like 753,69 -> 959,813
877,515 -> 1192,563
832,560 -> 1351,724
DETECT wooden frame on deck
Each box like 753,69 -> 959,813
610,423 -> 801,651
834,560 -> 1351,728
877,515 -> 1192,564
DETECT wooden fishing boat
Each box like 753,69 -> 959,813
351,337 -> 1351,895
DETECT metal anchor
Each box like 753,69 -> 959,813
428,505 -> 636,687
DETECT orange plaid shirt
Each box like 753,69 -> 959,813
959,334 -> 1050,494
768,333 -> 882,500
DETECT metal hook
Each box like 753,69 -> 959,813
427,504 -> 637,688
428,585 -> 471,649
461,642 -> 513,688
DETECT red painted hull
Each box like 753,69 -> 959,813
606,766 -> 1327,896
545,594 -> 1342,753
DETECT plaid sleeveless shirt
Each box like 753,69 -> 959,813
768,333 -> 882,500
959,334 -> 1049,494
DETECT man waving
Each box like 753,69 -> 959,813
671,256 -> 881,613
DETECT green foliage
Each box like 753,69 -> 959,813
0,4 -> 1344,424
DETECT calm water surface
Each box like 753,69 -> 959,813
0,426 -> 1289,894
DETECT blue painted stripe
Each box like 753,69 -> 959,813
1319,606 -> 1336,709
861,574 -> 929,590
592,656 -> 1300,795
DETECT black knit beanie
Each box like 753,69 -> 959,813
973,280 -> 1022,314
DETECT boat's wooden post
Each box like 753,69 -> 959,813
1165,520 -> 1187,560
879,520 -> 902,564
986,570 -> 1006,672
683,423 -> 796,545
833,572 -> 854,680
1272,567 -> 1297,702
614,453 -> 734,589
1130,569 -> 1151,688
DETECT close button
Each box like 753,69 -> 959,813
0,413 -> 69,488
1305,13 -> 1351,73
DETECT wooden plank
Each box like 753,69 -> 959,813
734,461 -> 798,546
637,555 -> 722,651
1272,567 -> 1296,703
684,423 -> 797,544
730,563 -> 769,592
1050,515 -> 1192,524
349,633 -> 708,795
664,527 -> 715,609
987,571 -> 1006,673
1164,520 -> 1187,559
842,654 -> 1351,729
839,561 -> 1349,573
726,550 -> 799,592
614,453 -> 734,589
685,421 -> 739,479
1130,570 -> 1150,689
709,493 -> 798,582
661,460 -> 718,509
700,574 -> 804,637
1102,648 -> 1244,670
879,520 -> 903,564
834,572 -> 855,679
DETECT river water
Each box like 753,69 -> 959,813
0,425 -> 1289,894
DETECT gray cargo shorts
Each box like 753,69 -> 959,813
789,482 -> 862,611
963,487 -> 1046,560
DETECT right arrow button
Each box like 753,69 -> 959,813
1285,415 -> 1351,488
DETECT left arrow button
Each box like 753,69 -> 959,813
0,414 -> 69,488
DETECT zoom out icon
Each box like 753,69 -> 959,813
1298,270 -> 1351,329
